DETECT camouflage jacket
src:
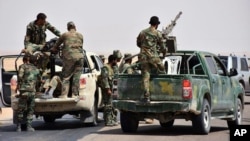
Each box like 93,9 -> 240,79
54,29 -> 84,60
24,21 -> 61,47
136,26 -> 166,57
18,63 -> 41,92
100,64 -> 114,89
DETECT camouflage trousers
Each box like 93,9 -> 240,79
61,58 -> 84,97
25,43 -> 44,55
139,53 -> 166,97
43,75 -> 62,91
102,90 -> 117,125
17,91 -> 35,125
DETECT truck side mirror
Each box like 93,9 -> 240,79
229,68 -> 238,77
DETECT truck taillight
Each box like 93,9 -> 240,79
79,76 -> 86,89
182,79 -> 192,99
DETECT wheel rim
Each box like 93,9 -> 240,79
203,105 -> 209,128
236,102 -> 242,124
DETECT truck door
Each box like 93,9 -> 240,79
0,56 -> 22,107
213,56 -> 233,110
205,56 -> 223,110
239,57 -> 250,93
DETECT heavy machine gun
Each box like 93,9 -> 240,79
159,11 -> 182,55
162,11 -> 182,39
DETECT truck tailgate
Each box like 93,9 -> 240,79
117,74 -> 185,101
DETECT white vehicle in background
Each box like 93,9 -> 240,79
218,54 -> 250,95
0,51 -> 104,127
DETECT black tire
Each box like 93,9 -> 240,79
89,99 -> 98,126
120,112 -> 139,133
192,99 -> 211,134
43,115 -> 56,123
81,98 -> 98,126
160,119 -> 175,128
227,98 -> 243,127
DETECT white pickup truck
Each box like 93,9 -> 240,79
0,51 -> 104,126
218,55 -> 250,95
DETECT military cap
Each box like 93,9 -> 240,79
149,16 -> 160,25
67,21 -> 75,27
113,50 -> 123,59
99,55 -> 105,59
124,53 -> 132,59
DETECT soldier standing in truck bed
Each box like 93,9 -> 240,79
50,21 -> 84,98
136,16 -> 166,102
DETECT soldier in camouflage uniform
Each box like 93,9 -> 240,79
23,13 -> 61,72
50,21 -> 84,98
113,50 -> 123,74
16,55 -> 41,132
24,13 -> 61,54
121,53 -> 134,74
99,55 -> 105,63
136,16 -> 166,102
100,55 -> 118,126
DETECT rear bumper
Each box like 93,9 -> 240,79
12,97 -> 90,113
112,100 -> 190,113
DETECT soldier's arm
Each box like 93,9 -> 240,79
24,25 -> 32,48
46,22 -> 61,37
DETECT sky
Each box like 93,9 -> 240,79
0,0 -> 250,57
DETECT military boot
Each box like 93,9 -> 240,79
27,124 -> 35,132
16,123 -> 21,132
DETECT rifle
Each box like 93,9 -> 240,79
162,11 -> 182,38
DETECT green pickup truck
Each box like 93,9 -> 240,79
112,50 -> 245,134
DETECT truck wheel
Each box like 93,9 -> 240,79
80,98 -> 98,126
227,98 -> 242,127
43,115 -> 56,123
89,99 -> 98,126
192,99 -> 211,134
160,119 -> 174,128
120,112 -> 139,133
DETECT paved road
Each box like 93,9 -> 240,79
1,96 -> 250,141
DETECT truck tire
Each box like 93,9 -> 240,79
160,119 -> 174,128
120,112 -> 139,133
227,98 -> 242,127
80,97 -> 98,126
43,115 -> 56,123
192,99 -> 211,134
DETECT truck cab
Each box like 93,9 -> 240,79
218,55 -> 250,94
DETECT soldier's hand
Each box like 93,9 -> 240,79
21,49 -> 27,53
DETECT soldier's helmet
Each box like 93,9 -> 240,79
124,53 -> 132,59
113,50 -> 123,59
149,16 -> 160,25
